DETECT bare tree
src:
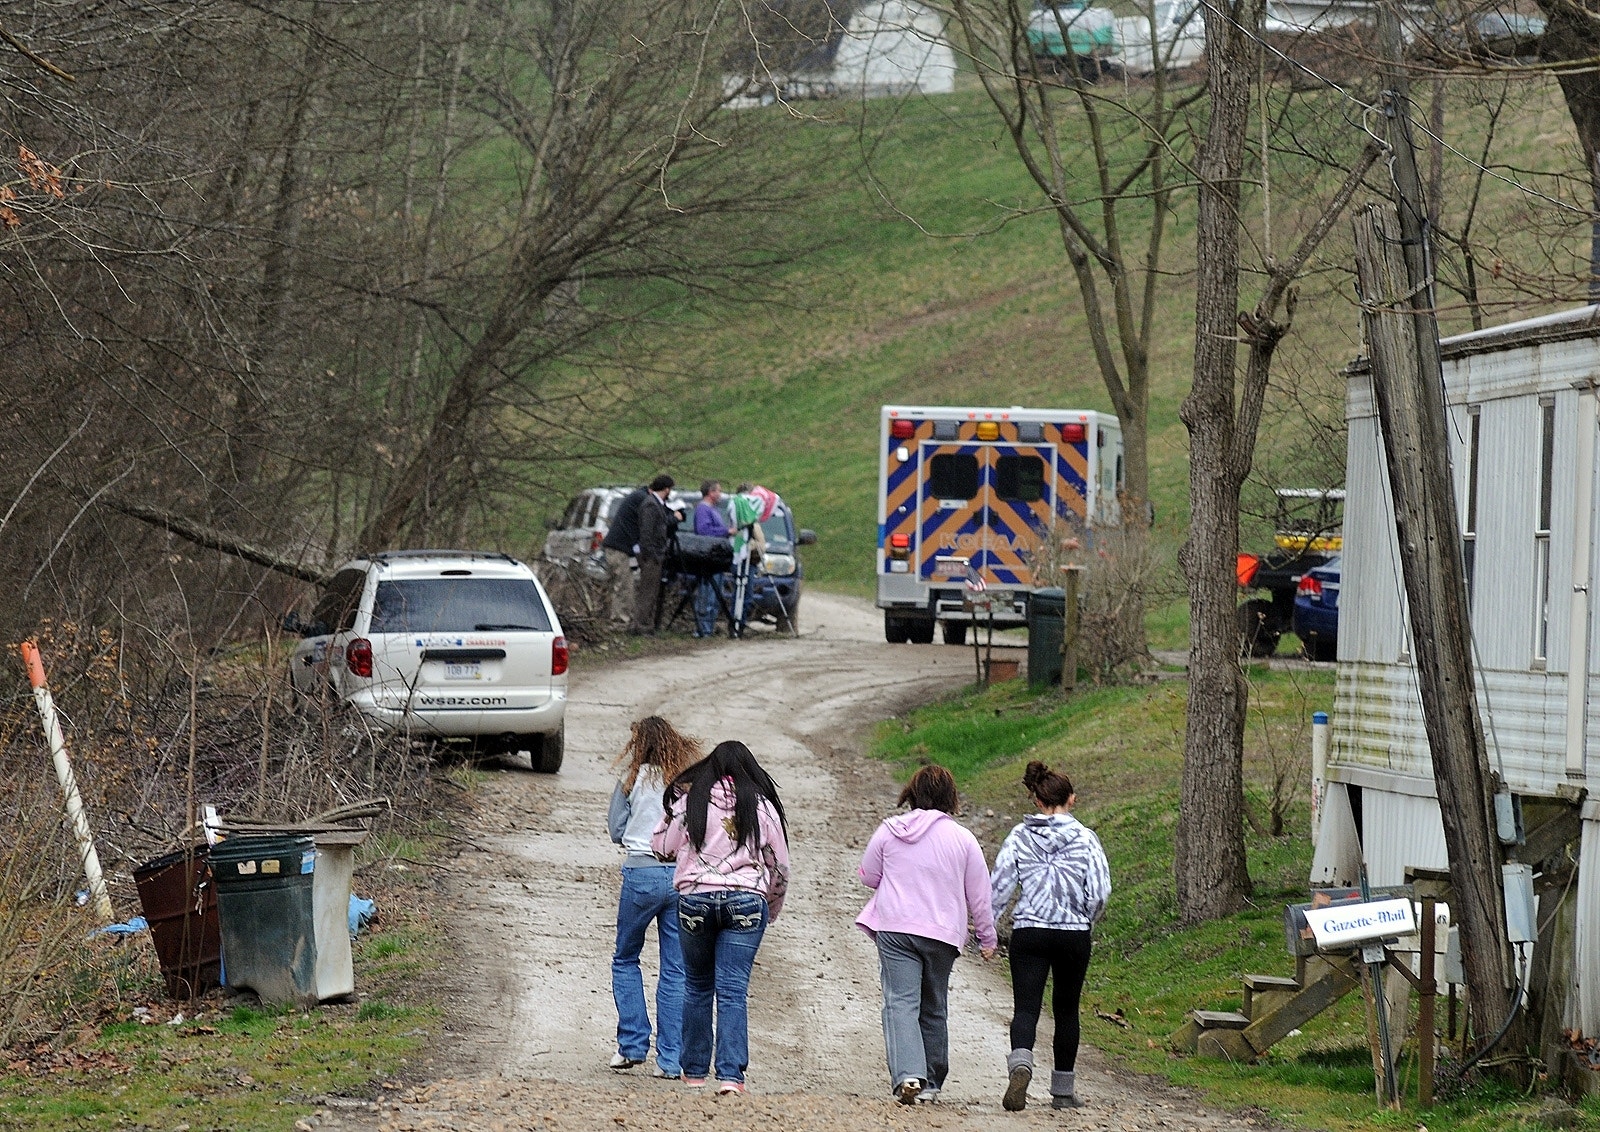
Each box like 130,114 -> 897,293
935,0 -> 1205,657
1176,0 -> 1378,920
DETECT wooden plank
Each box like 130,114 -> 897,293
1243,974 -> 1300,991
1196,1028 -> 1256,1063
1192,1010 -> 1250,1029
1510,808 -> 1582,868
1242,958 -> 1359,1055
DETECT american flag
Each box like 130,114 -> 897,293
964,566 -> 987,594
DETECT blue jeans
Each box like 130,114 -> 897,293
694,575 -> 722,637
676,890 -> 768,1083
612,866 -> 684,1074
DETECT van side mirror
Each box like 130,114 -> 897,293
545,515 -> 561,530
281,611 -> 305,636
797,529 -> 818,546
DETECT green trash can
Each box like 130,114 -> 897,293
211,834 -> 318,1007
1028,587 -> 1066,688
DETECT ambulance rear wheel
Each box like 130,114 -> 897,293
910,618 -> 936,645
885,615 -> 910,644
941,621 -> 968,646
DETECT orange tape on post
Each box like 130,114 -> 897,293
20,640 -> 46,690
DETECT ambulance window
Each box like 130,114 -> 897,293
928,454 -> 979,500
996,455 -> 1045,502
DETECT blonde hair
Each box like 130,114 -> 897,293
616,716 -> 703,792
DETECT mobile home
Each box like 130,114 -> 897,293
1320,306 -> 1600,1074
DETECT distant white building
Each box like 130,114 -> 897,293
725,0 -> 955,106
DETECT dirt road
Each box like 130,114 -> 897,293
322,594 -> 1260,1132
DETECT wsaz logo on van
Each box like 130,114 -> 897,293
417,694 -> 509,707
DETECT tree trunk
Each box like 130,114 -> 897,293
1175,0 -> 1262,922
1534,0 -> 1600,294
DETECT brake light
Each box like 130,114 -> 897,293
589,530 -> 603,552
1236,554 -> 1260,588
551,635 -> 569,676
1297,574 -> 1323,599
890,419 -> 916,440
346,638 -> 373,678
1061,422 -> 1086,443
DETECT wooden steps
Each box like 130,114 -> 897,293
1171,958 -> 1360,1063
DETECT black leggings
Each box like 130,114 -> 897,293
1007,927 -> 1093,1071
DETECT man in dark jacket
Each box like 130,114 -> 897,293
601,486 -> 648,627
630,474 -> 675,635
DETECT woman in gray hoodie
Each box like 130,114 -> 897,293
989,760 -> 1111,1111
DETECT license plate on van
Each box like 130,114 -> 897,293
444,662 -> 482,681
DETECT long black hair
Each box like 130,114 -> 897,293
665,740 -> 787,852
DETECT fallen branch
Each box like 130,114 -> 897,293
103,497 -> 325,584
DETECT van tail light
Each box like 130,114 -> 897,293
589,530 -> 604,552
1297,574 -> 1324,599
1236,553 -> 1260,588
551,635 -> 569,676
888,533 -> 911,560
346,638 -> 373,678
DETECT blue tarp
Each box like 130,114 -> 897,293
348,895 -> 376,938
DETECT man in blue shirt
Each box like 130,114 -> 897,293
693,480 -> 730,638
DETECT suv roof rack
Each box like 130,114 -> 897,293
367,550 -> 522,564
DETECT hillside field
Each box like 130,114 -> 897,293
515,74 -> 1585,633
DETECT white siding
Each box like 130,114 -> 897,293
1332,662 -> 1571,795
1361,790 -> 1448,889
1575,819 -> 1600,1035
1340,405 -> 1408,665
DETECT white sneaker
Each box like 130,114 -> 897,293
609,1052 -> 642,1070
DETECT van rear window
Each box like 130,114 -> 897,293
928,454 -> 979,500
368,579 -> 553,634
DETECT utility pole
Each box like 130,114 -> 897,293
1354,8 -> 1522,1067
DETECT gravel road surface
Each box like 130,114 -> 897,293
318,593 -> 1263,1132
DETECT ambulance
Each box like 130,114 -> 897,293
876,405 -> 1124,644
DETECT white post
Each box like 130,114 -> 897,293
20,642 -> 114,923
1311,710 -> 1330,845
1565,384 -> 1597,781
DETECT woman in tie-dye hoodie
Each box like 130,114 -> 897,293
989,760 -> 1111,1113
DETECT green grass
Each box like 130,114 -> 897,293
870,670 -> 1600,1131
0,923 -> 439,1131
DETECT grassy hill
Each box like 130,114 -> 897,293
517,76 -> 1585,632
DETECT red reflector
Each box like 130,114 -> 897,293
1235,554 -> 1260,588
889,534 -> 911,549
589,530 -> 603,552
1297,575 -> 1323,598
347,638 -> 373,678
890,419 -> 916,440
1061,422 -> 1086,442
551,635 -> 569,676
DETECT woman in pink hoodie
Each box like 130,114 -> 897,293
652,740 -> 789,1095
857,764 -> 997,1105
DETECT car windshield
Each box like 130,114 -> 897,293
368,579 -> 553,634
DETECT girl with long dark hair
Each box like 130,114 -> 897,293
605,717 -> 702,1077
651,740 -> 790,1095
990,761 -> 1110,1111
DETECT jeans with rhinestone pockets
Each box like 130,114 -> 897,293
675,889 -> 769,1083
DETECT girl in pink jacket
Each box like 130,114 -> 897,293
856,764 -> 997,1104
652,741 -> 789,1094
